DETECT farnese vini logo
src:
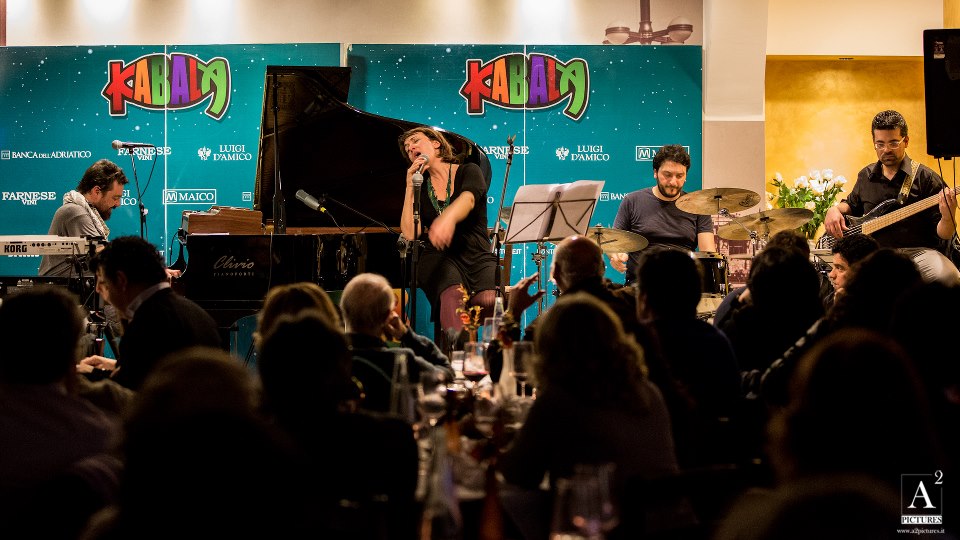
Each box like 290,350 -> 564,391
101,53 -> 231,120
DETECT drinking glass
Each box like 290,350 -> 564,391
461,341 -> 488,390
417,370 -> 448,428
511,341 -> 535,398
550,475 -> 604,540
480,317 -> 497,345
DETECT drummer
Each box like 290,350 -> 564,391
610,144 -> 715,284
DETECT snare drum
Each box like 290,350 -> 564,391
694,252 -> 729,296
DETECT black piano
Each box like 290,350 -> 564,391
179,65 -> 492,333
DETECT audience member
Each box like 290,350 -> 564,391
760,248 -> 924,408
78,236 -> 221,390
635,246 -> 742,468
499,293 -> 681,538
255,281 -> 342,344
81,346 -> 316,540
340,272 -> 452,413
0,285 -> 120,539
823,233 -> 880,305
767,328 -> 945,490
258,311 -> 420,539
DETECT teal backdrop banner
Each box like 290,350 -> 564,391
1,42 -> 701,330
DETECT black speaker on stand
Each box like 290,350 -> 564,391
923,29 -> 960,159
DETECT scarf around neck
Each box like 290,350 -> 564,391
63,189 -> 109,239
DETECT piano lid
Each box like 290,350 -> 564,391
254,65 -> 490,229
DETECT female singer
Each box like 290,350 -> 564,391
399,126 -> 497,340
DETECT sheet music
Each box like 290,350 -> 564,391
505,180 -> 604,244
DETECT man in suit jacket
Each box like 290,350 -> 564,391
78,236 -> 221,390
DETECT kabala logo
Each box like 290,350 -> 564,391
460,53 -> 589,120
636,145 -> 691,161
1,191 -> 58,206
102,53 -> 231,119
163,189 -> 217,205
555,147 -> 570,160
482,145 -> 530,160
198,147 -> 212,160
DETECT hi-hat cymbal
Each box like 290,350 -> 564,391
675,188 -> 761,215
584,225 -> 648,253
716,207 -> 814,240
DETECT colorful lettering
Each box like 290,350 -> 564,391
101,53 -> 232,120
459,53 -> 589,120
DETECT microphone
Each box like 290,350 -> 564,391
295,189 -> 325,212
111,140 -> 155,149
414,154 -> 429,175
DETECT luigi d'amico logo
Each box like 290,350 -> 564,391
459,53 -> 589,121
101,53 -> 231,120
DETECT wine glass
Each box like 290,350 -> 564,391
417,370 -> 447,428
511,341 -> 535,398
461,341 -> 488,391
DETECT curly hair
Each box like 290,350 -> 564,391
871,110 -> 908,137
534,293 -> 651,412
652,144 -> 691,172
76,159 -> 128,194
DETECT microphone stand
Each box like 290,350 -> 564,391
271,72 -> 286,234
490,135 -> 516,301
123,150 -> 147,239
410,169 -> 424,332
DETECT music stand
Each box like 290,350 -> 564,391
504,180 -> 604,315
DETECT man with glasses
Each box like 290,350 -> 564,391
824,110 -> 959,284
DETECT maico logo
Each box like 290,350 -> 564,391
102,53 -> 231,120
460,53 -> 589,120
636,145 -> 691,161
163,189 -> 217,205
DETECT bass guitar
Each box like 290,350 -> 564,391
817,192 -> 943,249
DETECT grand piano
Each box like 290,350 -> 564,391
179,65 -> 492,332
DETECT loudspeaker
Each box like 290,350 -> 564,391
923,29 -> 960,158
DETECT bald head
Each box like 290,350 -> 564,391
552,235 -> 605,292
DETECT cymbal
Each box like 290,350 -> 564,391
584,225 -> 648,253
675,188 -> 761,215
716,208 -> 814,240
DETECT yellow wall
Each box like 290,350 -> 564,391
764,57 -> 960,236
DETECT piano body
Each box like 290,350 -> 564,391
178,65 -> 491,332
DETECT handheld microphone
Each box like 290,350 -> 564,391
412,154 -> 429,184
111,140 -> 156,149
295,189 -> 325,212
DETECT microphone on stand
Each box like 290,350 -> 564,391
295,189 -> 326,213
411,155 -> 428,220
111,140 -> 156,149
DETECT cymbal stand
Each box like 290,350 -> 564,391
719,208 -> 762,258
531,239 -> 549,317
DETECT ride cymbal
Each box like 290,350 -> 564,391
675,188 -> 761,215
584,225 -> 648,253
716,207 -> 814,240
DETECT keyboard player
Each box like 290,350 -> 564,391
38,159 -> 128,278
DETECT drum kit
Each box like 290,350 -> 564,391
498,185 -> 815,319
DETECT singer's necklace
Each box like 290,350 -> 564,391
427,162 -> 453,214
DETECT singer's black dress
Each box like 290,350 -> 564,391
415,161 -> 498,317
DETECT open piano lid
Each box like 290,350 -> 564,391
254,65 -> 490,229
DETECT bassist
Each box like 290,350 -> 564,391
824,110 -> 959,284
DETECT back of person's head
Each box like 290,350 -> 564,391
115,346 -> 311,538
552,235 -> 605,287
716,474 -> 901,540
90,236 -> 167,286
828,248 -> 922,329
748,246 -> 821,312
831,233 -> 880,266
889,281 -> 960,392
766,229 -> 810,258
0,285 -> 84,385
76,159 -> 128,194
768,328 -> 942,487
535,293 -> 649,409
872,109 -> 908,136
652,144 -> 691,171
257,310 -> 354,420
256,282 -> 341,347
635,246 -> 702,319
340,273 -> 394,334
